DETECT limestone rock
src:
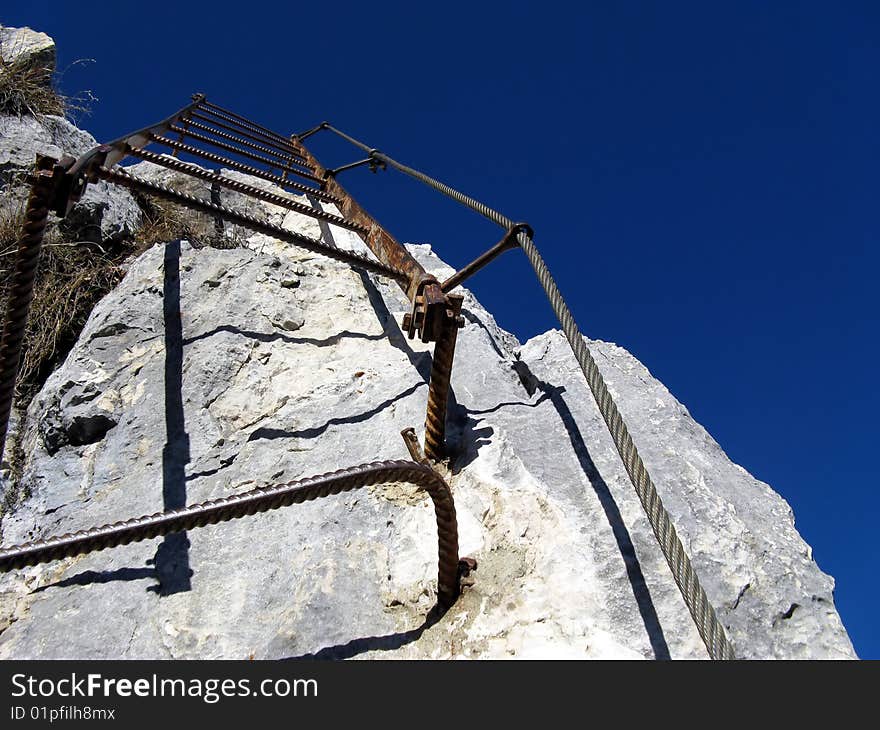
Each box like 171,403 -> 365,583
0,39 -> 856,655
0,26 -> 56,76
0,214 -> 856,658
0,115 -> 142,244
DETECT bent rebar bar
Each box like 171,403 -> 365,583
0,460 -> 462,610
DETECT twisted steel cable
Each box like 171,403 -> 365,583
0,460 -> 462,609
322,126 -> 735,659
0,167 -> 54,464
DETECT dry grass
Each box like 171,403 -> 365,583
0,35 -> 95,119
0,54 -> 62,117
0,197 -> 130,405
134,192 -> 248,251
0,190 -> 249,403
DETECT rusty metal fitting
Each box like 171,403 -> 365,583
324,157 -> 380,179
402,277 -> 447,342
440,223 -> 525,294
510,221 -> 534,240
401,427 -> 429,465
458,556 -> 478,590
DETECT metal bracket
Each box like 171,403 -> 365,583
440,222 -> 531,293
401,277 -> 452,343
324,156 -> 386,179
291,121 -> 329,143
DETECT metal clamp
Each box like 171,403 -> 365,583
401,276 -> 451,343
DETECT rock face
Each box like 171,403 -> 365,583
0,170 -> 855,657
0,114 -> 142,244
0,25 -> 55,74
0,23 -> 857,656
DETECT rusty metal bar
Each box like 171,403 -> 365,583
199,100 -> 293,147
441,225 -> 524,293
126,147 -> 367,234
326,157 -> 383,178
293,137 -> 451,344
0,157 -> 60,463
292,137 -> 429,293
96,165 -> 408,283
181,114 -> 311,169
193,104 -> 307,154
189,106 -> 304,152
149,133 -> 339,204
167,124 -> 322,183
69,94 -> 207,174
0,460 -> 464,610
401,427 -> 430,465
423,294 -> 464,461
314,122 -> 737,659
293,122 -> 327,143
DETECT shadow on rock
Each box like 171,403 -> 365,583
281,605 -> 444,660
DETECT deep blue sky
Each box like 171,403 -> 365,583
5,2 -> 877,658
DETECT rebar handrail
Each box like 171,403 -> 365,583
0,460 -> 463,610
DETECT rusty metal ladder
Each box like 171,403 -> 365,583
0,95 -> 499,626
0,95 -> 495,469
0,96 -> 733,658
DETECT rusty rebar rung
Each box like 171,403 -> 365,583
127,146 -> 367,235
0,460 -> 465,611
191,108 -> 306,158
200,99 -> 292,146
180,115 -> 312,169
149,133 -> 339,204
167,124 -> 321,183
97,165 -> 409,283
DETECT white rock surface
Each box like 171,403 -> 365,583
0,166 -> 856,658
0,114 -> 142,243
0,25 -> 55,73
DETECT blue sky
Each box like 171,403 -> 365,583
4,2 -> 877,658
